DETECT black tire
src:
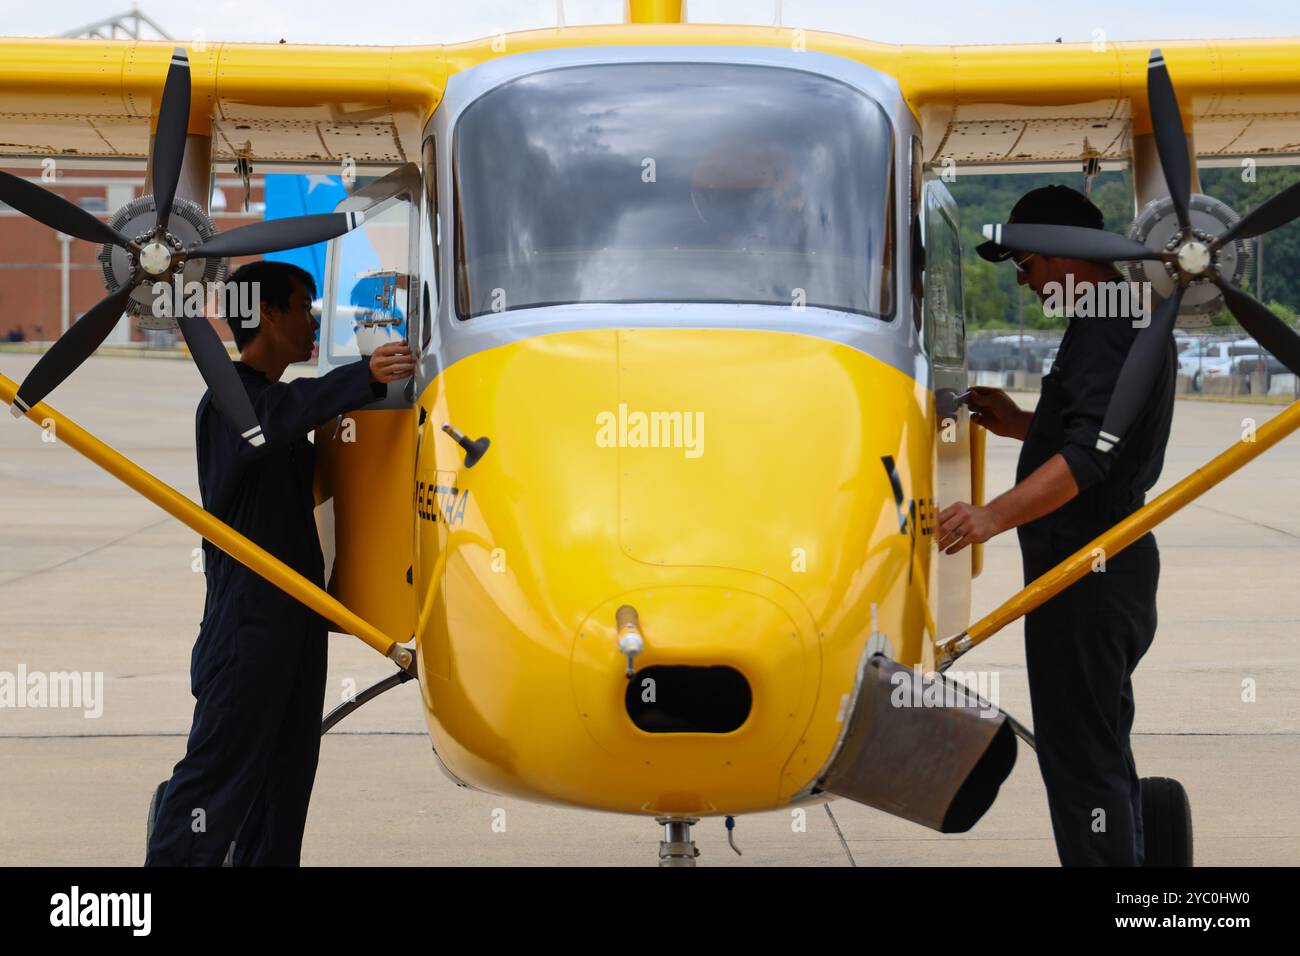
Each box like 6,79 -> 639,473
1141,776 -> 1193,867
146,779 -> 168,849
1191,370 -> 1203,393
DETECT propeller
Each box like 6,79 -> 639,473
189,211 -> 366,260
1212,180 -> 1300,248
8,283 -> 141,418
980,223 -> 1163,263
1146,50 -> 1193,232
150,48 -> 192,232
176,314 -> 265,446
1095,285 -> 1184,452
1214,279 -> 1300,375
981,48 -> 1300,454
4,47 -> 368,445
0,171 -> 130,246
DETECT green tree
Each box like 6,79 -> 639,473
961,255 -> 1009,329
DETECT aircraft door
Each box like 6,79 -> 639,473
922,178 -> 975,637
312,162 -> 421,647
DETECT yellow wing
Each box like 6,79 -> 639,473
0,38 -> 443,164
892,37 -> 1300,169
0,26 -> 1298,167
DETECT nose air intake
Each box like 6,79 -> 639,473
626,665 -> 753,733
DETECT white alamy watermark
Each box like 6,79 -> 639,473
1041,274 -> 1152,328
149,276 -> 261,327
0,665 -> 103,718
889,666 -> 1000,718
595,403 -> 704,459
49,886 -> 150,936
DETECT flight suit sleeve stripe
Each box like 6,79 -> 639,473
237,359 -> 379,462
1057,318 -> 1134,491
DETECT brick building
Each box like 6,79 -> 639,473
0,163 -> 267,345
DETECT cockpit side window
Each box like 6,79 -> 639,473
421,135 -> 439,352
922,185 -> 966,369
324,196 -> 413,362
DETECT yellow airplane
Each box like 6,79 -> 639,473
4,0 -> 1300,865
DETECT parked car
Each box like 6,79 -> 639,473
1228,337 -> 1291,391
1182,338 -> 1279,392
966,338 -> 1017,372
1174,334 -> 1202,365
967,335 -> 1058,373
1182,340 -> 1236,391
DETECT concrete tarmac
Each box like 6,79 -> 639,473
1,352 -> 1296,866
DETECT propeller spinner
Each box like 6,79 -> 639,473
1,47 -> 367,446
980,48 -> 1300,454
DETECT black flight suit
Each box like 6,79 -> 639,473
1015,309 -> 1176,867
145,358 -> 385,866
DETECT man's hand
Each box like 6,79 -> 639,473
937,501 -> 1003,554
938,454 -> 1081,554
369,342 -> 416,384
967,386 -> 1031,439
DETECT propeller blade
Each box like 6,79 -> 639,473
1216,278 -> 1300,377
189,211 -> 366,260
982,223 -> 1163,262
1215,180 -> 1300,248
150,47 -> 192,232
0,170 -> 129,247
1095,285 -> 1184,453
175,314 -> 265,448
1147,49 -> 1193,231
10,283 -> 138,418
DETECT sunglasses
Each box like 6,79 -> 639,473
1011,252 -> 1036,274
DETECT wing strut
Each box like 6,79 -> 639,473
937,396 -> 1300,670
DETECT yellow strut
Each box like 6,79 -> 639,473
0,372 -> 410,668
937,397 -> 1300,668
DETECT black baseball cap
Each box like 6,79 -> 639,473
976,184 -> 1106,262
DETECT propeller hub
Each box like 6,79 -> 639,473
138,240 -> 175,276
1126,192 -> 1250,325
1175,239 -> 1212,275
99,195 -> 224,330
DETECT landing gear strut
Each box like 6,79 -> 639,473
656,817 -> 700,867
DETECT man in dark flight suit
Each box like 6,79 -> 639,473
937,186 -> 1176,866
146,260 -> 415,866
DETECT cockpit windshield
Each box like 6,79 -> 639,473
453,62 -> 895,319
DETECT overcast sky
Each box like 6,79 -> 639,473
5,0 -> 1299,46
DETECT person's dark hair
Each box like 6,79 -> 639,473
223,260 -> 317,350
